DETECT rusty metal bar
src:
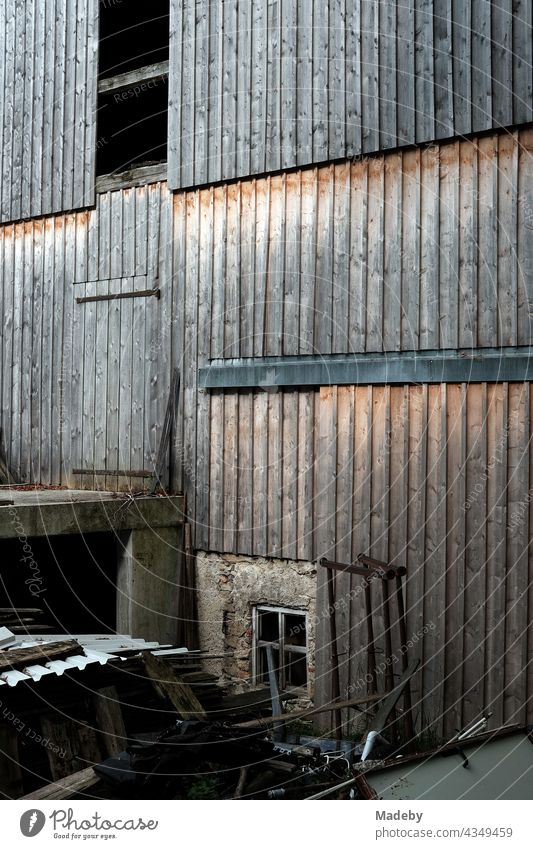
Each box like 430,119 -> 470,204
76,288 -> 160,304
320,557 -> 395,580
357,553 -> 407,578
72,468 -> 153,477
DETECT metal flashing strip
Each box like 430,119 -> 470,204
198,347 -> 533,390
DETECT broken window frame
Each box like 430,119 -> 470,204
252,604 -> 308,694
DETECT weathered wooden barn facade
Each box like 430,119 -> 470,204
0,0 -> 532,739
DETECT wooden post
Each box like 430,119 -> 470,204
326,567 -> 342,740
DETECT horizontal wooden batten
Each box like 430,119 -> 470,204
199,348 -> 533,389
98,61 -> 169,95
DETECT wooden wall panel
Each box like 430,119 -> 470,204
312,382 -> 533,735
0,0 -> 97,224
168,0 -> 533,190
173,129 -> 533,362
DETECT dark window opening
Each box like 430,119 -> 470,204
96,0 -> 169,177
98,0 -> 170,78
0,532 -> 117,634
97,81 -> 169,175
253,605 -> 308,692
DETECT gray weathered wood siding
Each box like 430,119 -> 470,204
168,0 -> 533,189
0,0 -> 98,224
0,183 -> 172,486
173,128 -> 533,366
313,382 -> 533,734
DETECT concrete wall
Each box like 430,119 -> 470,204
195,551 -> 317,698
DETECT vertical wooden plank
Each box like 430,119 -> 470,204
105,278 -> 121,491
462,383 -> 487,726
328,0 -> 346,159
93,279 -> 109,488
194,0 -> 209,186
504,382 -> 529,725
283,171 -> 301,356
422,384 -> 447,736
513,0 -> 533,124
312,0 -> 328,162
2,3 -> 14,219
195,187 -> 214,545
433,0 -> 454,139
21,1 -> 34,219
179,0 -> 195,188
250,0 -> 267,175
224,183 -> 241,358
30,221 -> 44,481
379,0 -> 397,149
19,222 -> 33,482
210,185 -> 227,358
252,390 -> 268,554
365,157 -> 385,352
51,0 -> 66,215
316,386 -> 337,560
314,167 -> 333,353
517,129 -> 533,347
332,162 -> 351,354
98,192 -> 111,282
296,390 -> 315,562
401,149 -> 421,350
117,277 -> 133,489
232,2 -> 249,177
298,170 -> 317,354
497,133 -> 518,347
458,138 -> 479,349
208,392 -> 224,551
2,228 -> 14,465
438,141 -> 460,349
222,0 -> 238,180
281,391 -> 298,560
452,0 -> 472,137
414,0 -> 435,143
237,392 -> 253,554
444,383 -> 467,735
491,0 -> 513,128
382,153 -> 402,352
61,0 -> 77,212
471,0 -> 492,131
477,135 -> 498,346
50,217 -> 65,484
396,0 -> 415,145
80,280 -> 97,489
405,385 -> 427,728
281,0 -> 297,169
168,0 -> 184,189
267,390 -> 282,557
223,393 -> 238,553
264,174 -> 285,356
345,0 -> 362,156
361,0 -> 379,153
83,0 -> 97,207
182,191 -> 199,505
348,157 -> 368,352
419,145 -> 440,350
484,382 -> 508,728
129,275 -> 146,487
296,0 -> 313,165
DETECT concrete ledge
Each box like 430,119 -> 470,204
0,491 -> 185,539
